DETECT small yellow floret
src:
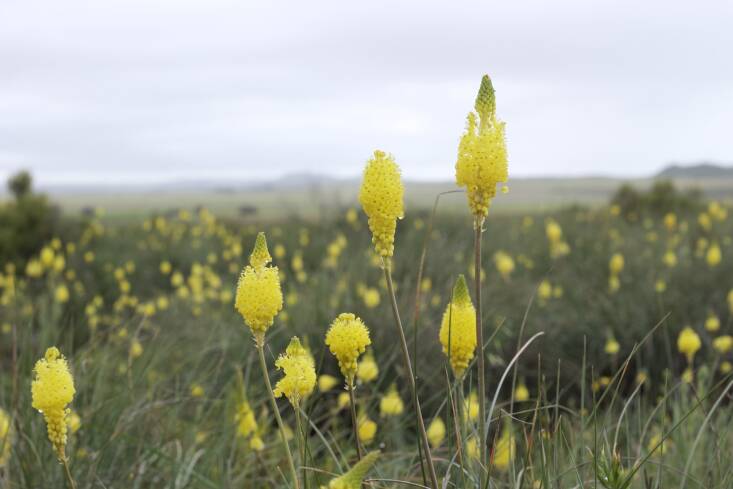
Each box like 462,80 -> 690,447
358,150 -> 404,258
325,313 -> 371,384
677,327 -> 701,363
439,275 -> 476,376
273,337 -> 317,406
31,347 -> 76,460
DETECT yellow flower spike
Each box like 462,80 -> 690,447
427,417 -> 446,449
713,335 -> 733,354
273,337 -> 316,407
0,407 -> 12,467
356,351 -> 379,384
31,347 -> 76,460
706,242 -> 722,267
235,399 -> 257,439
609,253 -> 624,275
439,275 -> 477,377
379,384 -> 404,417
357,415 -> 377,445
318,374 -> 339,393
326,450 -> 380,489
705,314 -> 721,332
358,150 -> 404,259
514,382 -> 530,402
455,75 -> 508,219
492,426 -> 515,471
464,391 -> 480,422
677,327 -> 701,364
234,232 -> 283,346
604,337 -> 620,355
325,313 -> 371,385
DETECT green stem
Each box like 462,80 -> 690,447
474,218 -> 488,486
348,385 -> 363,460
383,262 -> 440,489
294,403 -> 307,489
61,456 -> 77,489
256,343 -> 300,489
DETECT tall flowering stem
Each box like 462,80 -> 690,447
454,74 -> 509,485
384,260 -> 440,489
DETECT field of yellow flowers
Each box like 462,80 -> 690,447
2,76 -> 733,488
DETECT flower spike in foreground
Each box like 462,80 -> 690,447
235,232 -> 283,346
31,347 -> 76,460
358,150 -> 404,259
273,337 -> 316,407
439,275 -> 477,377
325,450 -> 380,489
455,74 -> 508,219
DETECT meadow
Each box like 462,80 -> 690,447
2,78 -> 733,489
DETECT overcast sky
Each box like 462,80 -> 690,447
1,1 -> 732,185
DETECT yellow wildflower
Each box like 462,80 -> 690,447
235,233 -> 283,345
467,436 -> 479,460
325,313 -> 371,384
706,242 -> 721,267
273,337 -> 317,406
357,415 -> 377,444
67,410 -> 81,434
427,417 -> 446,449
31,347 -> 76,460
721,361 -> 733,374
713,335 -> 733,354
663,250 -> 677,268
250,435 -> 265,451
604,337 -> 620,355
327,450 -> 380,489
514,382 -> 530,402
455,75 -> 508,219
439,275 -> 476,376
492,426 -> 515,471
493,251 -> 515,281
464,391 -> 479,422
55,284 -> 70,304
318,374 -> 339,393
609,253 -> 624,275
40,247 -> 55,268
0,408 -> 12,467
358,150 -> 404,258
190,384 -> 205,398
160,261 -> 172,274
705,314 -> 721,332
677,327 -> 701,363
663,213 -> 677,231
682,368 -> 694,384
26,259 -> 43,278
337,392 -> 351,410
235,399 -> 257,439
379,385 -> 404,417
356,351 -> 379,384
130,339 -> 143,359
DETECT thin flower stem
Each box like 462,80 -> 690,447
474,218 -> 488,487
383,262 -> 440,489
61,456 -> 77,489
294,403 -> 308,489
348,385 -> 363,460
256,343 -> 301,489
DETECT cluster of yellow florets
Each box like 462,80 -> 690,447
0,407 -> 12,467
358,150 -> 404,258
235,233 -> 283,344
379,385 -> 404,417
31,347 -> 76,460
455,75 -> 508,220
273,337 -> 317,406
439,275 -> 477,377
325,313 -> 371,384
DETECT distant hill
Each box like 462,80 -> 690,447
657,162 -> 733,179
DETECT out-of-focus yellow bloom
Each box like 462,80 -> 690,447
31,347 -> 76,459
492,426 -> 515,471
605,337 -> 620,355
677,327 -> 701,363
345,207 -> 358,225
190,384 -> 205,398
439,275 -> 476,377
358,150 -> 404,258
706,242 -> 721,267
250,435 -> 265,451
326,313 -> 371,384
362,287 -> 380,308
705,314 -> 721,332
40,247 -> 55,268
67,410 -> 81,434
609,253 -> 624,275
608,275 -> 620,293
0,407 -> 12,467
55,284 -> 70,304
160,261 -> 172,274
713,335 -> 733,354
655,279 -> 666,293
130,339 -> 143,358
538,279 -> 552,302
546,220 -> 570,258
493,251 -> 515,281
514,382 -> 530,402
464,392 -> 479,422
427,417 -> 446,449
663,250 -> 677,268
318,374 -> 339,393
455,75 -> 508,219
235,399 -> 257,438
647,432 -> 670,457
337,392 -> 351,410
698,212 -> 712,231
357,415 -> 377,444
26,259 -> 43,278
663,213 -> 677,231
379,385 -> 404,417
273,337 -> 316,406
467,436 -> 479,460
721,361 -> 733,374
235,233 -> 283,345
356,351 -> 379,384
682,368 -> 694,384
327,450 -> 380,489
